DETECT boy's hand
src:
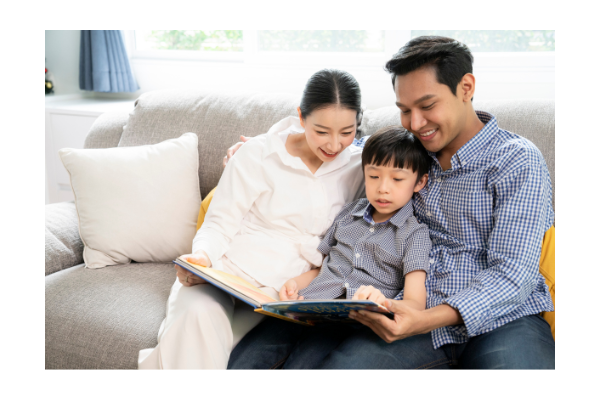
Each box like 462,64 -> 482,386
353,285 -> 387,307
279,279 -> 305,301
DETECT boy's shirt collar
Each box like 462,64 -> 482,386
427,111 -> 498,170
351,198 -> 415,228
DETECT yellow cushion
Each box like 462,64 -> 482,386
539,226 -> 555,340
196,187 -> 217,231
196,186 -> 556,340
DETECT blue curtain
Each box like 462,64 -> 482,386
79,30 -> 139,92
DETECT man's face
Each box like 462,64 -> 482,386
394,67 -> 467,155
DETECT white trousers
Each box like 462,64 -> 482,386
138,256 -> 279,369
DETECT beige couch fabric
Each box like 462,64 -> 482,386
45,262 -> 176,369
45,202 -> 84,276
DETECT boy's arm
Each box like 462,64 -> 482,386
280,268 -> 320,300
293,268 -> 321,291
400,270 -> 427,311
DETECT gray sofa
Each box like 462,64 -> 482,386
45,90 -> 555,369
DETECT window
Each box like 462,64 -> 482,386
124,30 -> 554,105
411,30 -> 555,52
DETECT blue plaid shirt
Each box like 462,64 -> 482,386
354,111 -> 554,349
299,198 -> 431,300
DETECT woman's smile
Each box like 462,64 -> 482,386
319,148 -> 339,158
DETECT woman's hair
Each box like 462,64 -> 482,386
299,69 -> 363,137
362,126 -> 431,182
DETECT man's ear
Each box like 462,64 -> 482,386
414,173 -> 428,193
459,73 -> 476,103
297,107 -> 305,128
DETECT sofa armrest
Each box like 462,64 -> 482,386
45,202 -> 84,276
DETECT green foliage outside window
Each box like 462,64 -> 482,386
145,30 -> 243,51
258,31 -> 381,52
411,30 -> 555,52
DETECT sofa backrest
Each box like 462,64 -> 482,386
84,91 -> 554,209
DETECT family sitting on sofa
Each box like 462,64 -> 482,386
138,35 -> 555,369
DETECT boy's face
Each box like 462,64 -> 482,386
364,163 -> 427,222
394,67 -> 469,155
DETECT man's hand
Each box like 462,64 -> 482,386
350,301 -> 462,343
279,279 -> 305,301
350,299 -> 426,343
352,285 -> 387,307
176,251 -> 212,287
223,135 -> 252,168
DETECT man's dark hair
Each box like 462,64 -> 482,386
362,126 -> 431,182
300,69 -> 363,137
385,36 -> 473,98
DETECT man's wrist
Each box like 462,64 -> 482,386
418,304 -> 463,334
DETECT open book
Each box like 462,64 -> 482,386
174,257 -> 393,326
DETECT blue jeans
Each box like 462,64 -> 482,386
227,314 -> 555,369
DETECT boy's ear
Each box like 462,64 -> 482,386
414,173 -> 428,193
297,107 -> 305,128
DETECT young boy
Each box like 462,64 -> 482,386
279,126 -> 432,309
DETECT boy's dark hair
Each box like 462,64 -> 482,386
362,126 -> 431,182
300,69 -> 363,137
385,36 -> 473,98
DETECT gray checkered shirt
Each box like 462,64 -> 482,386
298,198 -> 431,300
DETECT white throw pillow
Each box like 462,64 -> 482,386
59,132 -> 201,269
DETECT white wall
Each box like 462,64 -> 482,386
45,30 -> 83,96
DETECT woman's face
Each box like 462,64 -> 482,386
298,106 -> 357,163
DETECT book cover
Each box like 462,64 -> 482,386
174,257 -> 393,325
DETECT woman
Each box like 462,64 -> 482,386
138,69 -> 365,369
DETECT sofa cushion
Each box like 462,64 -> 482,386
117,90 -> 300,198
45,262 -> 176,369
362,99 -> 555,210
45,202 -> 84,276
59,133 -> 201,269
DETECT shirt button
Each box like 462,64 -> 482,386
369,228 -> 374,232
355,253 -> 360,258
426,212 -> 432,217
344,283 -> 350,289
436,178 -> 442,183
429,258 -> 435,264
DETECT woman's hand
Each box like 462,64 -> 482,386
223,135 -> 252,168
352,285 -> 387,307
279,279 -> 304,301
176,251 -> 212,287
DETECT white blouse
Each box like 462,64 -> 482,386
192,116 -> 364,290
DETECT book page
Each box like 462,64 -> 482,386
184,261 -> 277,305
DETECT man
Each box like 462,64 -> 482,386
226,36 -> 555,369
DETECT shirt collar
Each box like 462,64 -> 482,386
427,111 -> 498,170
263,116 -> 352,176
351,198 -> 415,228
